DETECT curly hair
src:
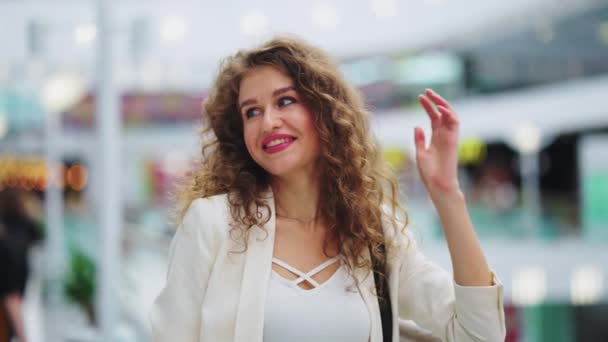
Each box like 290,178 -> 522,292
175,36 -> 408,282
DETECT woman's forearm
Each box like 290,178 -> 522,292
430,190 -> 493,287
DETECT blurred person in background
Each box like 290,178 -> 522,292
150,37 -> 505,342
474,163 -> 517,215
0,189 -> 43,342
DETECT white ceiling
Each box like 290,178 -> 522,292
0,0 -> 600,88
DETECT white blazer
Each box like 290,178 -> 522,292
150,192 -> 506,342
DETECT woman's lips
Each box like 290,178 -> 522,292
262,134 -> 296,154
263,138 -> 295,154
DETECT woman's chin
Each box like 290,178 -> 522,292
265,165 -> 297,178
265,162 -> 320,181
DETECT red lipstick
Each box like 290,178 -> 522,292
262,134 -> 296,154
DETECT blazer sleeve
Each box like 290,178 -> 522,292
397,233 -> 506,341
149,198 -> 221,342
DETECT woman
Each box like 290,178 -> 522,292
150,37 -> 505,342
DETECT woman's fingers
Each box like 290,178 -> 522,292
418,95 -> 441,129
436,105 -> 459,129
420,94 -> 458,132
425,88 -> 452,110
414,126 -> 426,155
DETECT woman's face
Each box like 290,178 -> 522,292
238,65 -> 321,178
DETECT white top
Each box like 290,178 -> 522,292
150,194 -> 506,342
264,256 -> 370,342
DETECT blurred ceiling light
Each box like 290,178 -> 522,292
240,10 -> 270,36
571,265 -> 603,305
75,23 -> 97,46
370,0 -> 397,18
512,265 -> 547,305
510,123 -> 541,155
0,112 -> 8,139
312,3 -> 339,30
41,72 -> 86,115
597,21 -> 608,46
161,16 -> 187,42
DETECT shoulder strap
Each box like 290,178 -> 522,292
372,243 -> 393,342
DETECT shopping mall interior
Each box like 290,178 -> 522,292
1,0 -> 608,341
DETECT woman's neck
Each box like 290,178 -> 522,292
271,172 -> 321,225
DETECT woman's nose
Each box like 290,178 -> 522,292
262,106 -> 282,131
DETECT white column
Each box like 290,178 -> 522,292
509,123 -> 544,237
519,151 -> 542,236
44,101 -> 65,303
95,0 -> 122,339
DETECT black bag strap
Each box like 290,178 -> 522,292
371,243 -> 393,342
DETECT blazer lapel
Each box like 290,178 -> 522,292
387,247 -> 401,342
234,190 -> 276,342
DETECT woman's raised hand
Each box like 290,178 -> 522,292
414,88 -> 462,198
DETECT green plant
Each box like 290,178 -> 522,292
64,248 -> 96,325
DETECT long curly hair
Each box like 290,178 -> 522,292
176,36 -> 408,280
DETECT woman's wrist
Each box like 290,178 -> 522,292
428,187 -> 465,208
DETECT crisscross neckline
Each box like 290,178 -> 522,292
271,256 -> 341,289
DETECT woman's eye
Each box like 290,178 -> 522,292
244,108 -> 261,119
278,97 -> 296,107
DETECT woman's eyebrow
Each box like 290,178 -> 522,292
238,98 -> 257,112
272,85 -> 295,97
239,86 -> 295,112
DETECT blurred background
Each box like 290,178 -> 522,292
1,0 -> 607,341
